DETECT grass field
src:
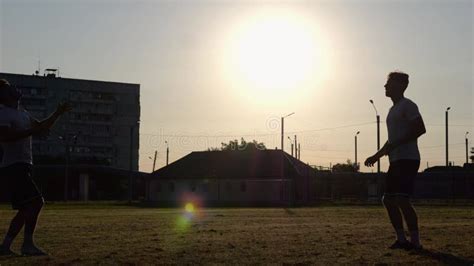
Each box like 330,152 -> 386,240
0,203 -> 473,265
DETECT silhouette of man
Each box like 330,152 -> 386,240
0,79 -> 72,256
365,72 -> 426,250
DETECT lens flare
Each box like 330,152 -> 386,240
176,215 -> 191,232
185,202 -> 195,213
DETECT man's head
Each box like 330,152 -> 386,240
0,79 -> 22,108
385,71 -> 409,98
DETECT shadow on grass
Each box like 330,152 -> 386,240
411,249 -> 474,266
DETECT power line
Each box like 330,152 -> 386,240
420,142 -> 464,149
140,132 -> 278,138
287,121 -> 376,134
139,121 -> 376,138
425,124 -> 474,127
379,121 -> 473,128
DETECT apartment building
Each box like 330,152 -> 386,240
0,71 -> 140,170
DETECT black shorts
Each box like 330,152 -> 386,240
385,160 -> 420,197
1,163 -> 43,210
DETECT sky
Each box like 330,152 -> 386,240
1,0 -> 472,172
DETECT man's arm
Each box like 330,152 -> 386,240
365,141 -> 390,167
365,116 -> 426,167
30,115 -> 50,138
38,102 -> 72,129
0,103 -> 72,142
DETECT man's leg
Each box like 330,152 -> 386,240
1,211 -> 26,250
398,196 -> 421,247
21,197 -> 46,254
382,194 -> 407,243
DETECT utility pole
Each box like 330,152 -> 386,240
298,143 -> 301,160
376,115 -> 380,173
152,150 -> 157,172
281,112 -> 295,151
355,131 -> 360,169
294,135 -> 297,159
446,107 -> 451,167
61,135 -> 77,201
128,122 -> 138,203
288,136 -> 293,157
281,117 -> 284,151
165,141 -> 169,166
466,132 -> 469,165
370,100 -> 380,173
65,139 -> 69,202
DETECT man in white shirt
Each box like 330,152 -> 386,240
0,79 -> 71,256
365,72 -> 426,250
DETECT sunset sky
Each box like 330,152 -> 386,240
1,0 -> 472,172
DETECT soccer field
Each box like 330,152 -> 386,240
0,203 -> 473,265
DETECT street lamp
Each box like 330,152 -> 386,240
446,107 -> 451,166
281,112 -> 295,151
355,131 -> 360,170
465,132 -> 469,165
369,99 -> 380,173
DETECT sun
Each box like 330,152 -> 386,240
222,10 -> 327,102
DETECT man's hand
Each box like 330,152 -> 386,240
364,155 -> 379,167
364,141 -> 394,167
55,102 -> 73,115
37,102 -> 73,131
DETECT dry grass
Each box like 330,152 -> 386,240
0,203 -> 473,265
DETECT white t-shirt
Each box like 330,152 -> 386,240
0,105 -> 34,167
386,97 -> 422,162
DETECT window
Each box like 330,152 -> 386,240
169,182 -> 175,192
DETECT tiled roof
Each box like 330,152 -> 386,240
150,149 -> 315,180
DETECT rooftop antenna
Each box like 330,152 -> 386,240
35,54 -> 41,76
45,68 -> 58,78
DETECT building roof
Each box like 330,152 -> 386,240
0,72 -> 140,87
33,164 -> 150,178
150,149 -> 316,180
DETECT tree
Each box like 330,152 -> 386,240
332,159 -> 359,172
209,138 -> 266,151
